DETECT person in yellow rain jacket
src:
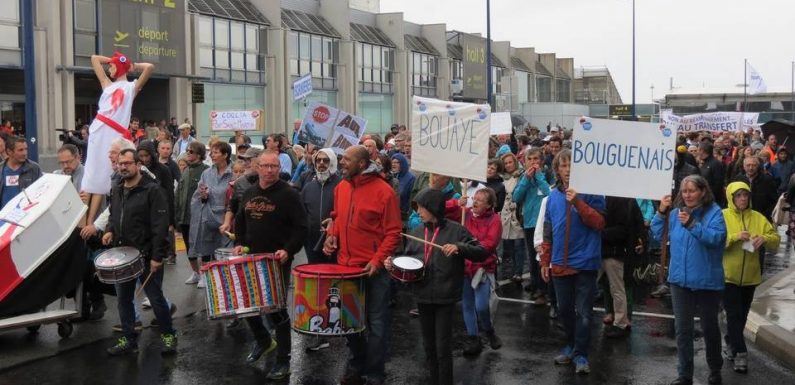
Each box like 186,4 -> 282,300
721,181 -> 779,374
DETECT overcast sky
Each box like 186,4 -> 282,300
380,0 -> 794,104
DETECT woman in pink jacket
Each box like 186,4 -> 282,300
460,188 -> 503,356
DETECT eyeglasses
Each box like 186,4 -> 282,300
315,158 -> 330,164
260,164 -> 280,169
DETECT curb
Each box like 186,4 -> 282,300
744,264 -> 795,370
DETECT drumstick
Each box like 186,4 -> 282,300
134,271 -> 154,298
223,231 -> 236,241
401,232 -> 443,250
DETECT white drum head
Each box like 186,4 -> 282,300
96,247 -> 140,267
393,256 -> 423,270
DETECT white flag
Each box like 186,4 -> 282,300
746,61 -> 767,95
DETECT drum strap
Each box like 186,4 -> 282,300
423,227 -> 440,265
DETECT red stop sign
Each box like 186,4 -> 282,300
313,106 -> 330,123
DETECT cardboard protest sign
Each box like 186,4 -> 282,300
410,96 -> 490,182
329,112 -> 367,155
490,112 -> 512,135
570,117 -> 676,201
299,103 -> 338,147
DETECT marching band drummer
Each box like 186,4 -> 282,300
234,151 -> 307,380
385,188 -> 487,385
323,145 -> 402,385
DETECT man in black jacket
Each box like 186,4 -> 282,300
698,142 -> 726,207
102,149 -> 176,356
733,155 -> 778,221
234,151 -> 307,380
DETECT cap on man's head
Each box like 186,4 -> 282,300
239,147 -> 263,159
178,123 -> 191,131
550,126 -> 560,132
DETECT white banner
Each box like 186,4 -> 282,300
293,73 -> 313,101
489,112 -> 512,135
410,96 -> 490,181
209,110 -> 263,131
660,111 -> 759,133
570,117 -> 676,200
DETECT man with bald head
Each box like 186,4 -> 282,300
234,150 -> 307,379
324,145 -> 402,385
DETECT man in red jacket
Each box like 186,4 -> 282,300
324,145 -> 402,385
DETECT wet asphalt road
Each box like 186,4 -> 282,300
1,230 -> 794,385
1,281 -> 794,385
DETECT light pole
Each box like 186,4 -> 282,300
631,0 -> 636,120
486,0 -> 492,110
650,84 -> 654,102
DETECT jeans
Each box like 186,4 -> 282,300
723,283 -> 756,355
418,302 -> 455,385
553,270 -> 597,358
670,284 -> 723,379
502,238 -> 527,278
116,262 -> 174,342
245,263 -> 292,364
462,275 -> 493,336
522,228 -> 546,293
346,269 -> 391,381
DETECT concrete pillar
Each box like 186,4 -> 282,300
375,13 -> 406,124
539,53 -> 557,102
421,24 -> 448,101
319,0 -> 353,112
252,0 -> 286,135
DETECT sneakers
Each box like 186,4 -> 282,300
107,336 -> 138,356
486,331 -> 502,350
184,272 -> 200,284
408,308 -> 419,318
161,333 -> 178,355
548,306 -> 559,319
113,321 -> 143,332
651,284 -> 671,298
246,339 -> 277,363
462,335 -> 482,356
197,275 -> 206,289
265,362 -> 290,380
305,337 -> 330,352
574,355 -> 590,375
603,313 -> 614,325
722,345 -> 735,361
226,319 -> 241,329
733,352 -> 748,373
511,274 -> 522,283
142,297 -> 152,309
533,295 -> 548,307
669,378 -> 693,385
553,346 -> 574,365
166,256 -> 176,265
604,325 -> 630,338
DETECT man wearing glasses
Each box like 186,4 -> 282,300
102,148 -> 176,356
234,151 -> 307,379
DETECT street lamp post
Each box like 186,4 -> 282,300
631,0 -> 636,120
486,0 -> 492,110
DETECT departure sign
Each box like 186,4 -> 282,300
101,0 -> 186,76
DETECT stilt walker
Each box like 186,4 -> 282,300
81,52 -> 154,225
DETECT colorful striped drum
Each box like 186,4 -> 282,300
200,253 -> 286,319
292,264 -> 366,336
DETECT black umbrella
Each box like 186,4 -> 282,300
761,119 -> 795,154
510,114 -> 528,128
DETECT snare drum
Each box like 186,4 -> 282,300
94,247 -> 145,284
201,253 -> 286,319
389,256 -> 425,282
214,247 -> 235,260
292,264 -> 366,336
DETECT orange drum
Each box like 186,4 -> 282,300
292,264 -> 366,336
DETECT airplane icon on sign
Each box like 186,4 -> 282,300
114,31 -> 129,47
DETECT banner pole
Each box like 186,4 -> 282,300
461,178 -> 468,225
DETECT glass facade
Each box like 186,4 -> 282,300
197,82 -> 265,141
410,51 -> 437,97
358,93 -> 393,135
0,0 -> 21,66
537,76 -> 552,102
288,31 -> 338,90
556,79 -> 571,102
198,15 -> 266,83
292,89 -> 337,122
357,42 -> 393,94
72,0 -> 96,67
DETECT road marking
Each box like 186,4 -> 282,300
497,297 -> 686,320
